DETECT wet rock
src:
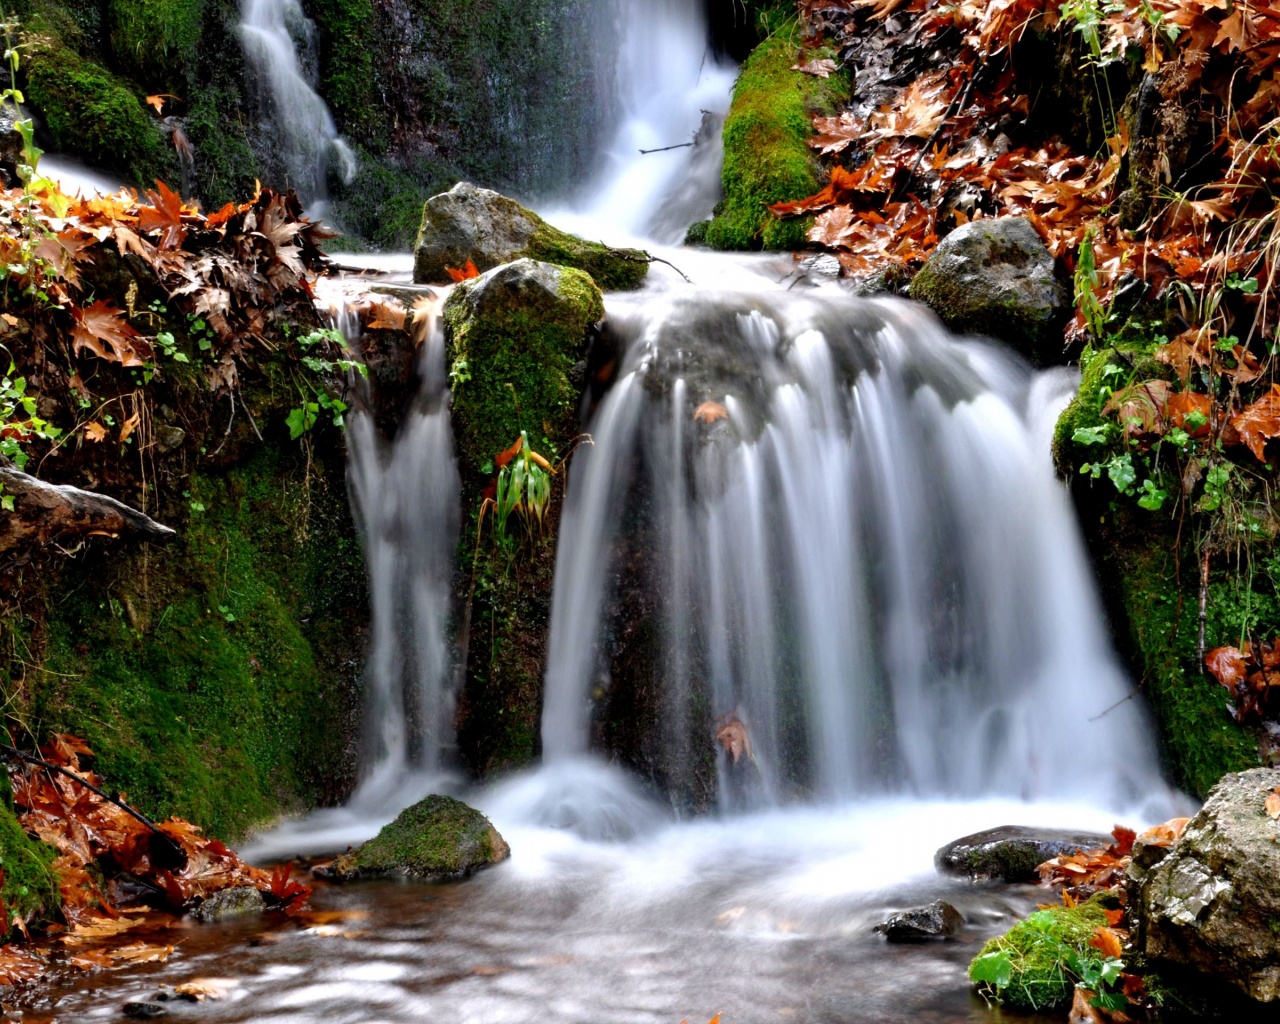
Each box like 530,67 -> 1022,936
1133,767 -> 1280,1004
875,900 -> 964,942
443,257 -> 603,473
0,102 -> 22,185
907,216 -> 1068,364
413,182 -> 649,291
122,1003 -> 169,1019
155,424 -> 186,453
321,794 -> 510,881
936,825 -> 1111,883
191,884 -> 265,922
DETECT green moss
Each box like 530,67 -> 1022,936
106,0 -> 205,87
24,40 -> 174,185
522,221 -> 649,292
444,262 -> 603,472
331,154 -> 437,251
0,780 -> 60,930
186,86 -> 261,209
704,27 -> 850,251
26,442 -> 364,841
969,894 -> 1115,1011
308,0 -> 377,145
331,794 -> 509,879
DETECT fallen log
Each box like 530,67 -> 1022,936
0,458 -> 177,558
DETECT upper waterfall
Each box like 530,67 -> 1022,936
239,0 -> 356,212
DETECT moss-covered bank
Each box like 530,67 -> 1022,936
700,23 -> 850,251
1054,345 -> 1262,797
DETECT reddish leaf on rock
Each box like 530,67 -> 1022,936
1110,826 -> 1137,858
446,260 -> 480,283
1089,925 -> 1126,959
1265,788 -> 1280,820
1229,383 -> 1280,463
1164,392 -> 1211,437
694,401 -> 729,424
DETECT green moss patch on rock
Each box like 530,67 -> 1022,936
702,26 -> 850,251
0,777 -> 60,929
106,0 -> 205,88
416,182 -> 649,291
326,794 -> 510,880
444,257 -> 603,472
23,37 -> 174,185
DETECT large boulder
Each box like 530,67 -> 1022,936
324,795 -> 510,881
936,825 -> 1112,883
908,216 -> 1068,363
1131,767 -> 1280,1004
414,182 -> 650,291
444,258 -> 604,473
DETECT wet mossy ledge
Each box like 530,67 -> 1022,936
695,23 -> 850,251
1054,345 -> 1263,798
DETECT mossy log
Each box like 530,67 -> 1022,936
0,458 -> 176,561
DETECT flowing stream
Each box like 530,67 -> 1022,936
22,1 -> 1189,1020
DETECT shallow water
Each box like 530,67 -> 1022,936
17,794 -> 1122,1023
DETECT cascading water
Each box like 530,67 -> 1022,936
540,285 -> 1168,814
238,0 -> 356,212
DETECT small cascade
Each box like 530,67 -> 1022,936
541,288 -> 1168,813
238,0 -> 356,212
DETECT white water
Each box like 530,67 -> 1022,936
238,0 -> 356,212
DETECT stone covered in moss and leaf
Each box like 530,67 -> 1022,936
969,892 -> 1120,1011
907,216 -> 1068,363
700,24 -> 850,251
444,257 -> 604,473
935,825 -> 1112,883
415,183 -> 649,292
0,772 -> 60,929
327,795 -> 510,880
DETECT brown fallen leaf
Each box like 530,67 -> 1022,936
1229,384 -> 1280,463
174,977 -> 239,1000
1266,788 -> 1280,820
793,58 -> 839,78
694,401 -> 729,425
715,715 -> 753,765
84,421 -> 108,443
1089,925 -> 1126,959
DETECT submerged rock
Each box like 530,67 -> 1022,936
908,216 -> 1067,363
444,258 -> 603,472
414,182 -> 650,291
323,795 -> 510,881
1132,767 -> 1280,1004
191,885 -> 265,922
875,900 -> 964,942
936,825 -> 1112,883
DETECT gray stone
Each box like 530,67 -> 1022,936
908,216 -> 1068,363
156,424 -> 186,453
122,1003 -> 169,1020
321,794 -> 510,882
936,825 -> 1112,883
1133,767 -> 1280,1004
413,182 -> 649,291
875,900 -> 964,942
0,102 -> 23,184
191,885 -> 266,922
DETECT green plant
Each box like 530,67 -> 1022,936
491,432 -> 552,551
1,357 -> 61,470
285,328 -> 365,440
1074,231 -> 1108,339
1,6 -> 41,185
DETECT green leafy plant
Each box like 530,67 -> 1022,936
285,328 -> 365,440
1,357 -> 60,470
490,432 -> 552,551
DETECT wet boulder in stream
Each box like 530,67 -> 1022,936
876,900 -> 964,942
908,216 -> 1068,364
324,795 -> 510,881
936,825 -> 1112,883
1131,767 -> 1280,1004
414,182 -> 650,291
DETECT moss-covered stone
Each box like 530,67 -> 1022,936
444,257 -> 603,472
0,777 -> 60,930
23,37 -> 174,185
970,893 -> 1117,1011
415,183 -> 649,291
106,0 -> 205,89
326,794 -> 510,880
703,26 -> 850,251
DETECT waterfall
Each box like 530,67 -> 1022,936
540,288 -> 1167,812
238,0 -> 356,211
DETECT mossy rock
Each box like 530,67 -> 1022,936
935,825 -> 1112,883
703,28 -> 850,251
0,779 -> 60,931
326,795 -> 510,880
444,257 -> 604,472
414,182 -> 649,292
907,216 -> 1068,363
23,37 -> 174,185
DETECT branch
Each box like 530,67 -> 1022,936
0,457 -> 177,559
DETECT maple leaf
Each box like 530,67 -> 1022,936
447,260 -> 481,282
137,180 -> 188,250
1089,925 -> 1126,959
145,94 -> 179,115
71,301 -> 153,367
1229,383 -> 1280,463
83,422 -> 107,443
694,401 -> 729,424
